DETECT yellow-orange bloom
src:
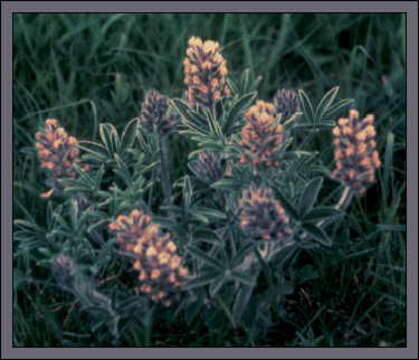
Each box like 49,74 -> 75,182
35,118 -> 89,198
239,101 -> 284,168
183,36 -> 230,108
331,109 -> 381,194
108,209 -> 189,307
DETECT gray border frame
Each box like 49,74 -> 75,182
2,1 -> 417,359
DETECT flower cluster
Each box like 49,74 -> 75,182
35,118 -> 89,198
272,88 -> 300,122
331,109 -> 381,194
239,101 -> 284,168
183,36 -> 230,108
239,186 -> 292,242
139,90 -> 178,134
109,209 -> 189,307
189,151 -> 225,184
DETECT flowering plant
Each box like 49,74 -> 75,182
15,35 -> 383,346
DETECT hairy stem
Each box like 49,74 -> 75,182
299,185 -> 354,243
317,185 -> 353,229
159,134 -> 173,209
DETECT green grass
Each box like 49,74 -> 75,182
13,13 -> 406,347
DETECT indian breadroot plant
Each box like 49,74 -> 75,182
14,35 -> 382,346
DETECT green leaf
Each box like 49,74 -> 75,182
193,207 -> 227,220
274,189 -> 300,220
298,89 -> 315,124
186,245 -> 225,272
315,86 -> 340,123
231,242 -> 255,269
182,297 -> 204,325
78,140 -> 108,161
298,177 -> 324,217
210,178 -> 239,191
69,198 -> 80,230
231,270 -> 256,287
303,207 -> 344,222
376,224 -> 406,232
209,274 -> 226,297
271,243 -> 299,273
170,98 -> 208,134
191,212 -> 209,225
99,123 -> 120,155
240,68 -> 251,93
87,219 -> 108,234
94,165 -> 106,189
233,284 -> 255,323
120,117 -> 139,152
301,223 -> 332,247
224,92 -> 256,134
216,296 -> 237,329
182,175 -> 193,209
13,219 -> 42,232
183,272 -> 219,291
323,97 -> 354,118
226,77 -> 239,95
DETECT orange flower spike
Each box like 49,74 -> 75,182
331,109 -> 381,194
108,210 -> 189,307
239,101 -> 284,169
35,118 -> 88,198
183,36 -> 230,108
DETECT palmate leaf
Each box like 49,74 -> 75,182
216,295 -> 237,329
303,207 -> 344,223
170,98 -> 208,135
78,140 -> 109,162
315,86 -> 340,124
119,117 -> 139,153
209,274 -> 226,297
301,222 -> 332,247
226,68 -> 261,96
322,97 -> 354,118
297,87 -> 353,129
223,92 -> 256,135
298,177 -> 324,217
226,77 -> 239,96
231,242 -> 255,269
183,271 -> 220,291
239,69 -> 263,94
298,89 -> 315,124
230,270 -> 256,287
186,245 -> 225,272
232,283 -> 255,323
99,123 -> 120,155
273,188 -> 300,221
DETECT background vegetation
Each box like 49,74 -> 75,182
13,13 -> 406,347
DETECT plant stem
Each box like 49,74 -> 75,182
317,185 -> 353,229
159,134 -> 173,209
299,185 -> 354,242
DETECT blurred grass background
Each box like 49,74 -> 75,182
13,13 -> 406,346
